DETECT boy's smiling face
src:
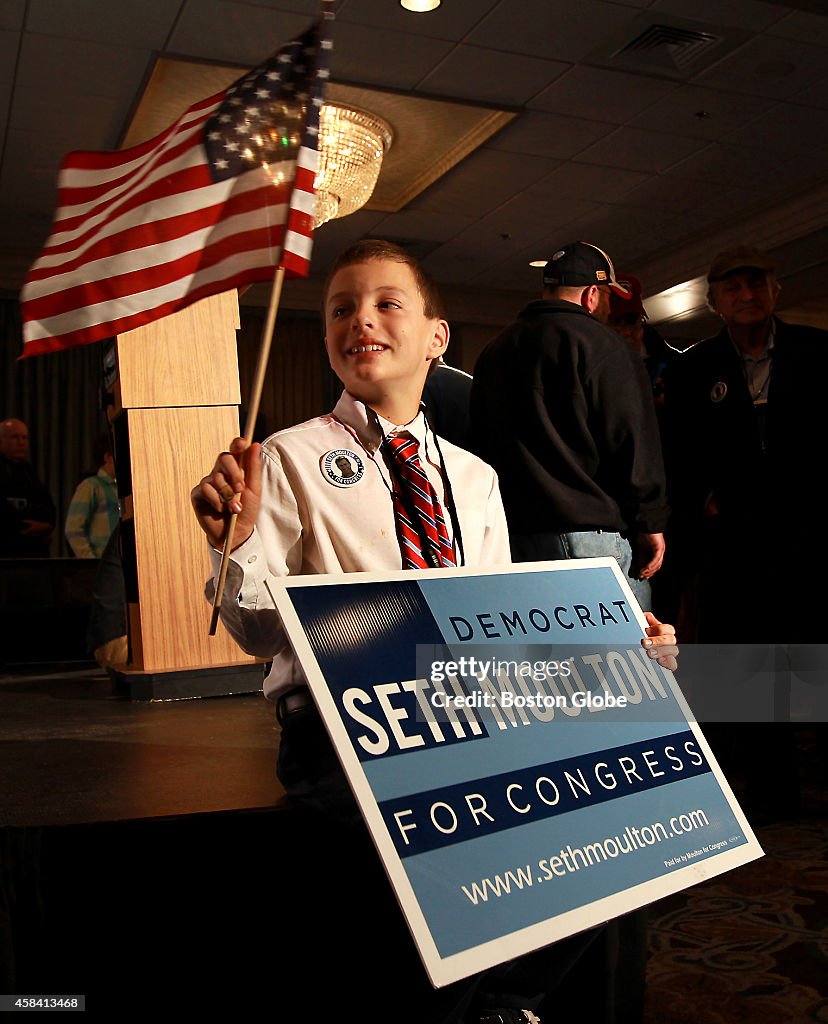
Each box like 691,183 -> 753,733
324,258 -> 449,424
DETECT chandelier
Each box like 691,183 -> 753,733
314,104 -> 393,228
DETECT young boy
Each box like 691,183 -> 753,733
191,240 -> 678,1023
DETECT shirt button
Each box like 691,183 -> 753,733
247,555 -> 257,564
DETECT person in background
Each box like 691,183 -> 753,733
609,274 -> 679,623
471,242 -> 669,610
422,356 -> 473,449
663,245 -> 827,642
65,433 -> 119,558
0,418 -> 55,557
663,245 -> 828,821
608,273 -> 676,410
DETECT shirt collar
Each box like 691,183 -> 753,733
729,318 -> 776,362
332,390 -> 429,453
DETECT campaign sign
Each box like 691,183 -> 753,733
271,558 -> 763,988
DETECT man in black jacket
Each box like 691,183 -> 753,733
471,241 -> 669,609
664,246 -> 827,643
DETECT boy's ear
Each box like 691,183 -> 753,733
428,319 -> 450,360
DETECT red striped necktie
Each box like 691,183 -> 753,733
385,432 -> 456,569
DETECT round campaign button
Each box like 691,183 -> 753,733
321,449 -> 365,487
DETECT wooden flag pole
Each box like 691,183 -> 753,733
209,265 -> 286,636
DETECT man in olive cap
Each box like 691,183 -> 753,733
664,245 -> 827,643
663,245 -> 828,822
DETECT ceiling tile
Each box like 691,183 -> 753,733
612,203 -> 703,239
486,111 -> 614,160
423,241 -> 496,285
629,84 -> 769,140
692,34 -> 828,99
619,173 -> 742,212
467,0 -> 639,64
16,32 -> 150,99
574,126 -> 703,173
730,100 -> 828,153
667,140 -> 791,187
529,65 -> 679,123
10,89 -> 125,143
224,0 -> 322,14
370,209 -> 476,244
336,0 -> 500,41
648,0 -> 789,32
1,130 -> 71,242
169,0 -> 309,66
0,28 -> 19,85
766,9 -> 828,43
418,45 -> 569,106
0,79 -> 9,135
409,149 -> 556,218
614,179 -> 764,241
792,74 -> 828,110
321,19 -> 455,90
26,0 -> 178,48
449,192 -> 599,249
542,204 -> 654,264
526,162 -> 650,202
0,0 -> 25,31
471,262 -> 540,294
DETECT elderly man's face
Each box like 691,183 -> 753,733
709,270 -> 780,329
0,420 -> 30,461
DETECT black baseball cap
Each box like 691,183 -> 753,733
542,241 -> 631,296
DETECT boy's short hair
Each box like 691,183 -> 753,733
323,239 -> 446,320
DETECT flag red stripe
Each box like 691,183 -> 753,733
24,224 -> 285,321
54,126 -> 207,218
293,164 -> 317,192
22,262 -> 291,357
29,166 -> 214,268
48,151 -> 212,250
26,244 -> 308,347
25,181 -> 285,286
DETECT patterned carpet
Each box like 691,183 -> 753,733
645,763 -> 828,1023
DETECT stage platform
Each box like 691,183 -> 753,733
0,664 -> 314,1010
0,663 -> 282,827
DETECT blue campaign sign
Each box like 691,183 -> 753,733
272,558 -> 763,988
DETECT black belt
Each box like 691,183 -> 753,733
275,687 -> 313,725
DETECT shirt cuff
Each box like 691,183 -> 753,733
208,529 -> 269,607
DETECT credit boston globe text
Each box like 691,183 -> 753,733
342,644 -> 667,756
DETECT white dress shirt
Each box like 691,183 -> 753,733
210,391 -> 511,698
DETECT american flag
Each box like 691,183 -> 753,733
21,12 -> 333,357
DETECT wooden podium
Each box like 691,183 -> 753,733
110,290 -> 261,700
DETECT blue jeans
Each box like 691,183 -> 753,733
511,530 -> 652,610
